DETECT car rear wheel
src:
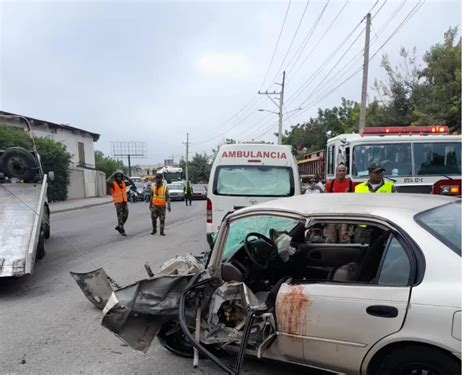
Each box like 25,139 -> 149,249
158,321 -> 195,358
36,230 -> 46,260
373,345 -> 461,375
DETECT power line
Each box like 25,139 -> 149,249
287,0 -> 425,125
287,0 -> 350,81
369,0 -> 425,60
285,0 -> 388,110
297,27 -> 366,109
191,95 -> 261,142
284,0 -> 330,75
260,0 -> 292,89
285,17 -> 365,108
251,1 -> 385,142
191,103 -> 263,146
266,0 -> 311,89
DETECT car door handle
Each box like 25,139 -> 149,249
366,305 -> 398,318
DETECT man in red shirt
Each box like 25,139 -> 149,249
325,163 -> 353,192
325,164 -> 353,243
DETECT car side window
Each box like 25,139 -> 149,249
377,236 -> 411,286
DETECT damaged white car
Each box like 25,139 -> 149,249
72,193 -> 461,375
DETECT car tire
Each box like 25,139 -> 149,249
36,230 -> 46,260
157,321 -> 195,358
44,205 -> 51,239
158,321 -> 221,359
0,147 -> 39,182
373,344 -> 461,375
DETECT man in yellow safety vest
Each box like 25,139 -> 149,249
355,162 -> 396,193
149,173 -> 171,235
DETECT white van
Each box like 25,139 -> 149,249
206,143 -> 301,246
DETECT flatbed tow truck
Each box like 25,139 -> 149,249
0,116 -> 52,277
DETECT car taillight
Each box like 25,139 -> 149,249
207,198 -> 212,223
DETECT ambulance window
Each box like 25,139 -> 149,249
214,166 -> 294,197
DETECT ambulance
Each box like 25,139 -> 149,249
206,143 -> 301,246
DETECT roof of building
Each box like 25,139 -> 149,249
0,110 -> 100,141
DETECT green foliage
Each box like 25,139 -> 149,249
188,153 -> 212,183
94,151 -> 125,179
282,27 -> 462,155
370,27 -> 461,132
282,98 -> 359,155
0,123 -> 71,201
0,123 -> 32,149
415,27 -> 462,132
35,137 -> 71,201
370,47 -> 420,126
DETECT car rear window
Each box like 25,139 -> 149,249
169,184 -> 182,189
415,201 -> 461,255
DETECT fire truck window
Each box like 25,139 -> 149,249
414,142 -> 461,175
352,144 -> 413,177
327,145 -> 335,176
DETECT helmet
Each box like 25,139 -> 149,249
113,169 -> 125,178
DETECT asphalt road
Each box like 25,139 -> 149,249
0,199 -> 323,375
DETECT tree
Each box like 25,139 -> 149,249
94,151 -> 125,179
369,28 -> 461,132
370,48 -> 420,126
0,123 -> 71,201
187,153 -> 212,183
282,98 -> 359,156
35,137 -> 71,201
415,27 -> 461,132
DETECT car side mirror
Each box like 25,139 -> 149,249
221,262 -> 243,282
48,171 -> 55,181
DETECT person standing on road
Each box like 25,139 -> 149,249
184,181 -> 193,206
325,163 -> 353,243
326,163 -> 353,193
355,162 -> 396,193
304,174 -> 325,194
107,170 -> 136,236
149,173 -> 171,235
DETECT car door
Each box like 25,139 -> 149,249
275,234 -> 414,374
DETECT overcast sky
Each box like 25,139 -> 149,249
0,0 -> 461,165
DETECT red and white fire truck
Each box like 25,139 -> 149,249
298,125 -> 461,195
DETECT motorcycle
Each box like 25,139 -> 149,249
127,186 -> 138,203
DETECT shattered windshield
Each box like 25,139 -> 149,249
214,166 -> 294,196
222,215 -> 300,260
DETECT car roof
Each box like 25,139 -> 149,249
230,193 -> 459,220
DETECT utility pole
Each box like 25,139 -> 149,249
359,13 -> 371,132
258,71 -> 286,144
183,133 -> 189,184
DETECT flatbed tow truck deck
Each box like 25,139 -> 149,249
0,174 -> 48,277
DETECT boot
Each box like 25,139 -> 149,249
150,226 -> 157,235
160,226 -> 165,236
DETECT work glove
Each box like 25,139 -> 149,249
167,205 -> 171,212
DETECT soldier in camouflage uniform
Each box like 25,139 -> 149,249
107,170 -> 136,236
149,173 -> 171,235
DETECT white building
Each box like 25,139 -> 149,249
0,111 -> 106,199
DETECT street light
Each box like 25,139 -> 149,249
258,108 -> 279,115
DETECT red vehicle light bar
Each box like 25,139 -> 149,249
361,126 -> 449,136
